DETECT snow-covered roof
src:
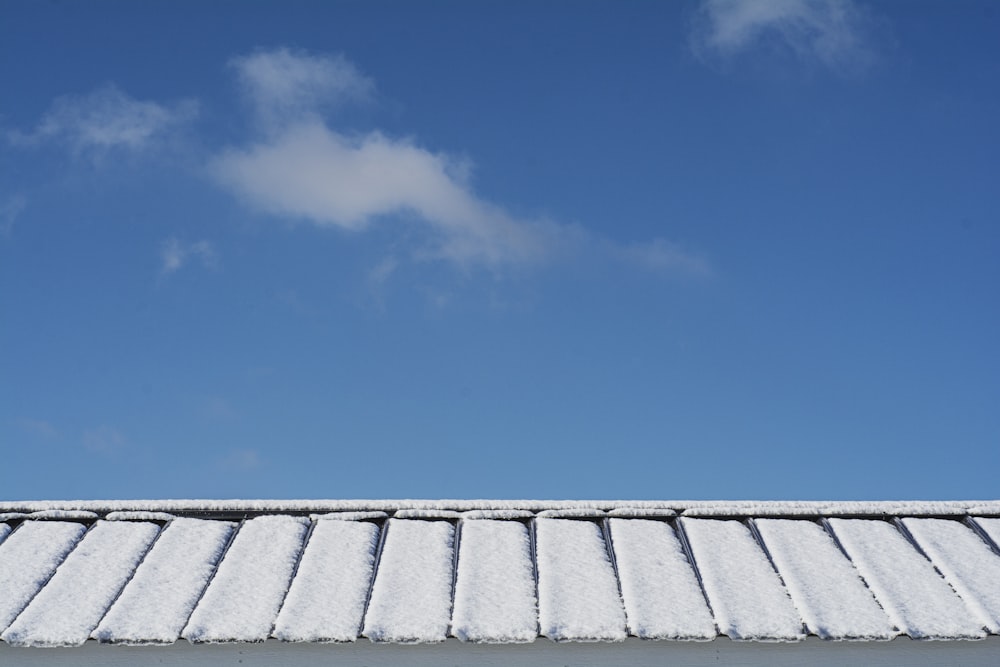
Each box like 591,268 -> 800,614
1,500 -> 999,647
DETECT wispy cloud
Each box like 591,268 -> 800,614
692,0 -> 875,71
9,83 -> 197,156
211,48 -> 709,277
231,47 -> 374,128
613,238 -> 713,277
160,237 -> 217,275
82,425 -> 127,454
220,448 -> 261,471
0,194 -> 26,236
18,418 -> 59,439
200,396 -> 239,422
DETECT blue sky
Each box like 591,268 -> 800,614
2,0 -> 998,501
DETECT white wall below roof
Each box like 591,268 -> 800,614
2,637 -> 999,667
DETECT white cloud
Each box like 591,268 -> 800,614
230,47 -> 373,128
212,48 -> 709,276
693,0 -> 873,70
211,120 -> 566,267
614,238 -> 713,276
161,237 -> 217,274
9,83 -> 197,155
0,194 -> 26,235
368,256 -> 398,287
83,425 -> 127,454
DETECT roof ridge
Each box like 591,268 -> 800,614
2,500 -> 1000,519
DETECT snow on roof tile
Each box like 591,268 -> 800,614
754,519 -> 896,640
362,519 -> 455,643
451,519 -> 537,643
536,518 -> 627,641
679,518 -> 805,641
827,518 -> 987,639
902,518 -> 1000,633
181,515 -> 309,643
273,520 -> 379,642
608,518 -> 716,640
0,501 -> 998,647
972,518 -> 1000,550
93,518 -> 236,645
0,521 -> 87,633
1,521 -> 159,647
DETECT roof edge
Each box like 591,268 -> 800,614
1,499 -> 999,518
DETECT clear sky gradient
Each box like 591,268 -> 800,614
2,1 -> 998,501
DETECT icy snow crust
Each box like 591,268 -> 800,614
182,515 -> 308,643
608,518 -> 716,640
827,519 -> 986,639
362,519 -> 455,643
452,519 -> 537,643
0,521 -> 86,633
93,518 -> 236,645
536,518 -> 627,642
754,519 -> 896,640
1,521 -> 159,647
903,518 -> 1000,633
273,520 -> 379,642
680,518 -> 804,641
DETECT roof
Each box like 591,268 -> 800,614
1,500 -> 999,648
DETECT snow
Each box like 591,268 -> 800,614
92,518 -> 235,644
0,521 -> 87,632
537,509 -> 606,518
273,520 -> 379,642
2,498 -> 998,517
394,509 -> 462,519
902,518 -> 1000,633
311,511 -> 387,521
363,519 -> 455,643
972,518 -> 1000,550
535,518 -> 626,642
754,519 -> 896,640
461,509 -> 535,520
182,515 -> 308,643
607,518 -> 716,640
679,518 -> 804,641
0,524 -> 8,544
451,519 -> 537,643
1,520 -> 159,647
827,519 -> 985,639
608,508 -> 677,518
680,501 -> 998,517
23,510 -> 99,520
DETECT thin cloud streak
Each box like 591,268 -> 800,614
160,238 -> 217,275
82,425 -> 127,454
613,238 -> 713,277
18,418 -> 59,439
9,84 -> 198,156
693,0 -> 874,71
0,194 -> 26,236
